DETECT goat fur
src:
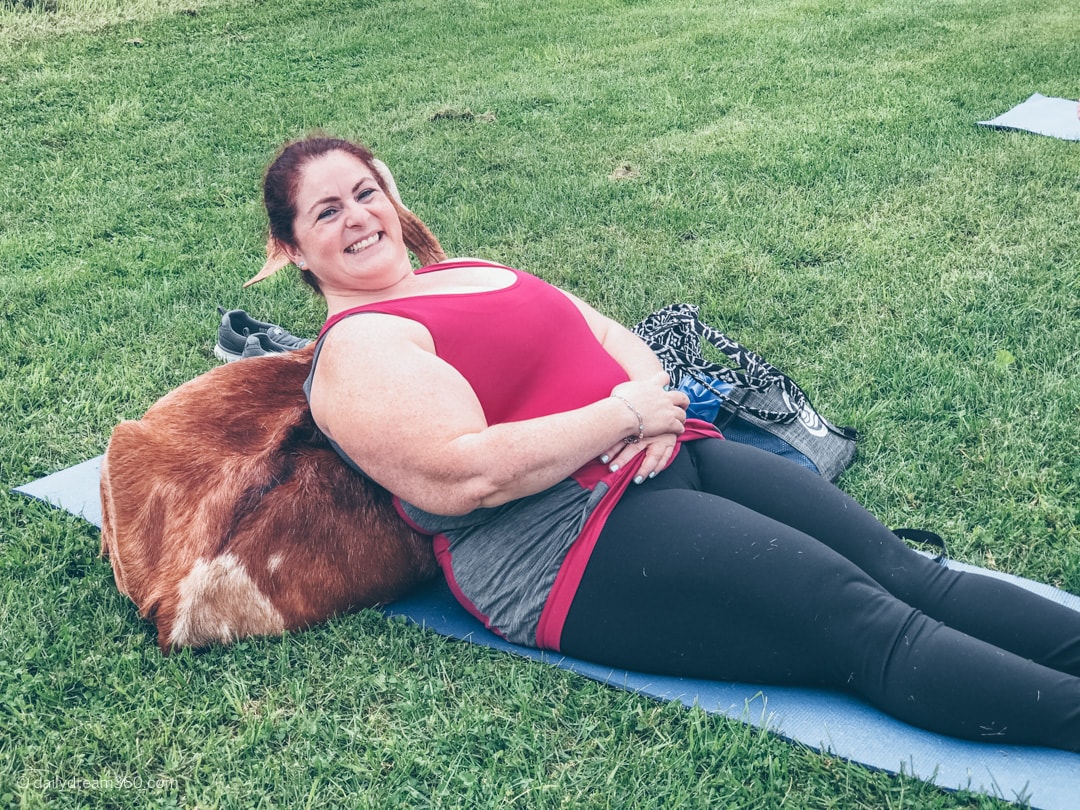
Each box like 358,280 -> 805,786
100,346 -> 438,652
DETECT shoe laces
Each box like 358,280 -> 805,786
265,325 -> 311,349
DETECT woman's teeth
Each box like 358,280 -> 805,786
345,233 -> 380,254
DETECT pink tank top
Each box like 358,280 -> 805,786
318,259 -> 719,649
320,259 -> 631,484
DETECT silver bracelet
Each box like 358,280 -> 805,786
611,394 -> 645,444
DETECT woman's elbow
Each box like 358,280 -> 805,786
402,475 -> 507,517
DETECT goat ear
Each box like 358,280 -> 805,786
372,158 -> 407,209
243,237 -> 292,288
373,157 -> 447,267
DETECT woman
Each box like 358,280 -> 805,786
257,134 -> 1080,751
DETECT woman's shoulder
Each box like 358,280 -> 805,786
322,310 -> 431,348
309,314 -> 436,411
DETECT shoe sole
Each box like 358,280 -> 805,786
213,343 -> 244,363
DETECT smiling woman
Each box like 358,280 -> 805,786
279,152 -> 412,301
243,132 -> 1080,754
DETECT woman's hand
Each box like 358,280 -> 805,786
610,371 -> 689,437
600,433 -> 680,483
601,371 -> 688,480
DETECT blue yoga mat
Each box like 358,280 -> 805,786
977,93 -> 1080,141
14,457 -> 1080,810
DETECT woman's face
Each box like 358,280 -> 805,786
285,149 -> 411,295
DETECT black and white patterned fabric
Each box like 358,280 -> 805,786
632,303 -> 858,481
632,303 -> 805,423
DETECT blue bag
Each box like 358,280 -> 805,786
677,376 -> 821,474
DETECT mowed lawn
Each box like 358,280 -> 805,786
1,0 -> 1077,807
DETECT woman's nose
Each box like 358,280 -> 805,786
343,198 -> 368,225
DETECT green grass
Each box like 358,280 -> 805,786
1,0 -> 1078,806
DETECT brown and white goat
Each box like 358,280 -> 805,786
100,346 -> 438,652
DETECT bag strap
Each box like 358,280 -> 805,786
893,528 -> 948,565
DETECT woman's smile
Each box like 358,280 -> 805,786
344,232 -> 382,254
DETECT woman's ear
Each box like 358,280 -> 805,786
243,236 -> 294,287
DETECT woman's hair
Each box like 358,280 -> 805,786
262,134 -> 446,292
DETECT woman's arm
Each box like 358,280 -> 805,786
559,290 -> 666,381
559,290 -> 684,476
308,314 -> 687,516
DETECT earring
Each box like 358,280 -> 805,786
297,259 -> 306,269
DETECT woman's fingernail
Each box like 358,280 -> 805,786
609,463 -> 620,472
634,475 -> 644,484
649,471 -> 657,478
600,455 -> 610,464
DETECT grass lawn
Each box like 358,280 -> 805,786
1,0 -> 1077,806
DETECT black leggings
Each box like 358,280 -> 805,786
561,439 -> 1080,751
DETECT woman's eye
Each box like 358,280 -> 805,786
316,207 -> 337,221
357,188 -> 376,201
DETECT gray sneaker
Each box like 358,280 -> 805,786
240,332 -> 278,359
214,307 -> 312,363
